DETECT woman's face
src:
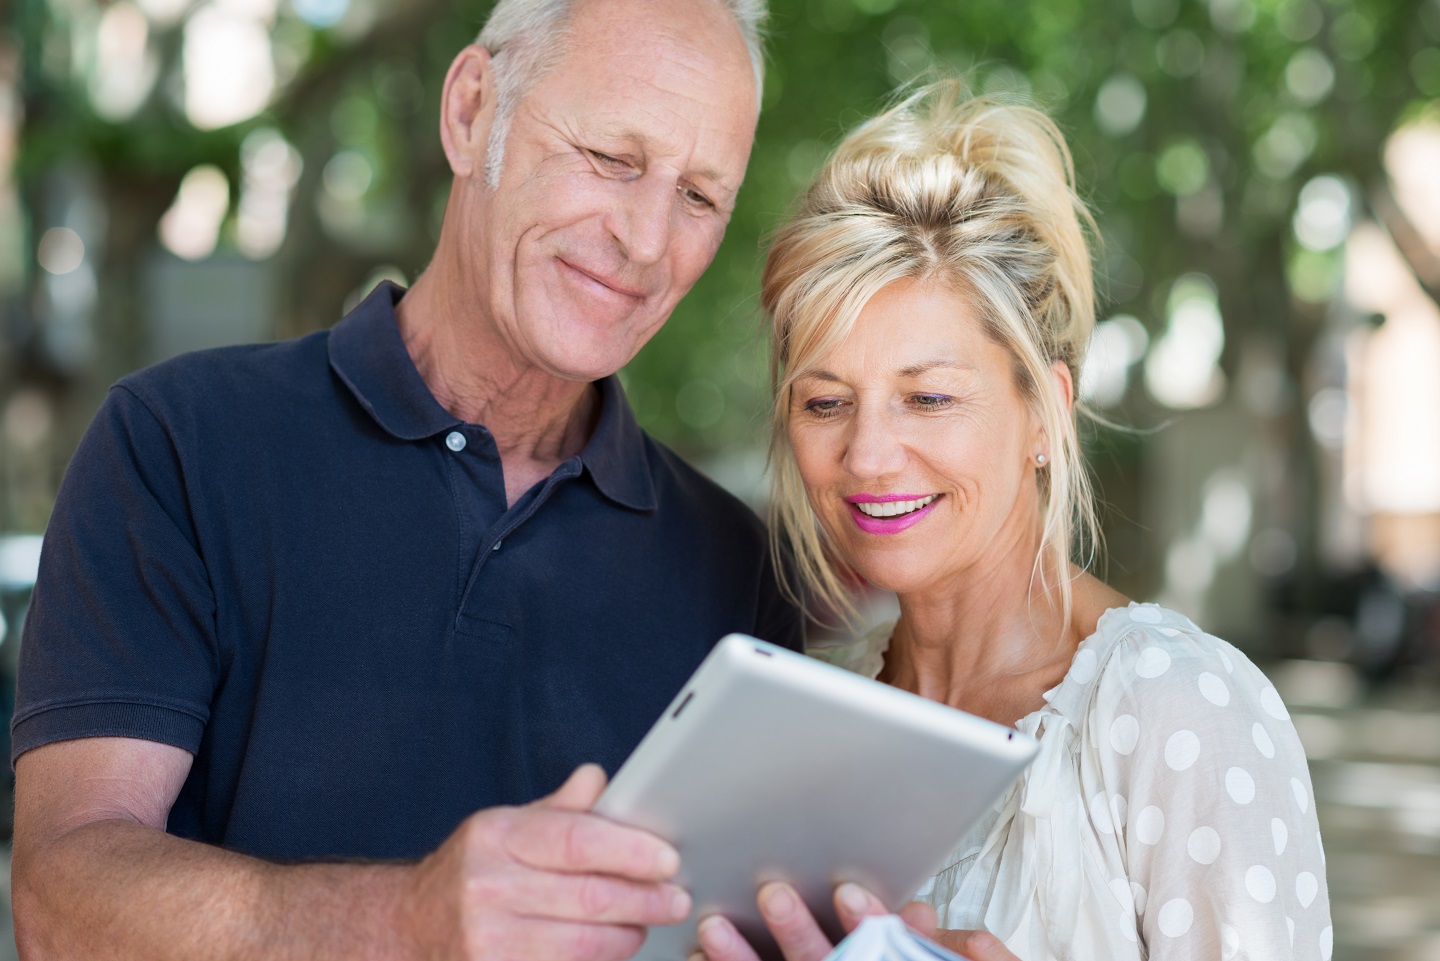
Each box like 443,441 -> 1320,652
786,278 -> 1045,597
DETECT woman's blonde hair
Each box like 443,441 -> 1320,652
762,78 -> 1100,628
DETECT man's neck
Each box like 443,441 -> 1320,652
396,273 -> 601,506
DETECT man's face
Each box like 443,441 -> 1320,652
461,0 -> 759,383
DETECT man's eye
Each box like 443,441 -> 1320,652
679,185 -> 715,209
586,149 -> 626,168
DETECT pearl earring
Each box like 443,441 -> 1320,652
1035,453 -> 1048,466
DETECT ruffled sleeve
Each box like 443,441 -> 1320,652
1087,615 -> 1333,960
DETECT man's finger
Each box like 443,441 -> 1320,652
503,807 -> 681,881
510,872 -> 692,927
502,916 -> 649,961
540,764 -> 610,812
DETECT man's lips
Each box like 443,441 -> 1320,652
557,258 -> 646,301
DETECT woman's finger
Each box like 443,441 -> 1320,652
934,928 -> 1022,961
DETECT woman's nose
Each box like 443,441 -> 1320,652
841,406 -> 907,480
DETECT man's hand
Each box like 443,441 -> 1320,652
692,881 -> 1019,961
400,763 -> 692,961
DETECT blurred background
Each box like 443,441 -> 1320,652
1,0 -> 1439,956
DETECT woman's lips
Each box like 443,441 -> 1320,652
846,494 -> 942,535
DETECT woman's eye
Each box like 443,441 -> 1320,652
802,398 -> 844,417
911,394 -> 954,409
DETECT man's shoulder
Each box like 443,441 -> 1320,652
638,435 -> 767,541
114,329 -> 335,421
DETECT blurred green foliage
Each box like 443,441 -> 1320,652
7,0 -> 1439,464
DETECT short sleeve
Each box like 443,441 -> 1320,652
1092,630 -> 1333,960
11,385 -> 220,764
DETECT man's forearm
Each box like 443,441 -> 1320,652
14,819 -> 417,961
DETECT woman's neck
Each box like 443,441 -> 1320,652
881,563 -> 1127,725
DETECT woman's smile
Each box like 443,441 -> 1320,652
846,493 -> 943,534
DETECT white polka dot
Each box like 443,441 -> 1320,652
1286,916 -> 1295,946
1272,818 -> 1288,855
1252,722 -> 1276,758
1187,826 -> 1221,864
1318,830 -> 1325,866
1109,877 -> 1134,911
1321,925 -> 1333,961
1090,792 -> 1115,834
1157,627 -> 1181,636
1119,914 -> 1138,942
1260,686 -> 1290,719
1157,899 -> 1194,937
1130,605 -> 1163,624
1198,672 -> 1231,706
1245,865 -> 1277,903
1135,806 -> 1165,844
1165,730 -> 1201,770
1219,648 -> 1235,673
1136,647 -> 1172,678
1291,777 -> 1310,813
1109,714 -> 1140,755
1131,882 -> 1147,914
1221,923 -> 1240,960
1070,647 -> 1098,684
1226,767 -> 1256,804
1297,871 -> 1318,908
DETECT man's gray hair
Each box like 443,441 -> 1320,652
476,0 -> 768,187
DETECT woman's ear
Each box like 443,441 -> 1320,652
1049,359 -> 1075,417
1030,360 -> 1074,462
440,45 -> 498,179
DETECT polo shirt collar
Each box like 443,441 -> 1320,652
329,281 -> 458,441
583,376 -> 657,512
329,281 -> 656,512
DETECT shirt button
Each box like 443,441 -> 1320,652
445,431 -> 466,452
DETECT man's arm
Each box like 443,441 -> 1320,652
13,738 -> 691,961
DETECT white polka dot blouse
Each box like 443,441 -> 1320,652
810,602 -> 1333,961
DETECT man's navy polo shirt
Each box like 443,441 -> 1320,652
13,282 -> 801,861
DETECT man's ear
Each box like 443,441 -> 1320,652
440,45 -> 498,179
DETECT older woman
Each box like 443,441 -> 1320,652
700,81 -> 1332,961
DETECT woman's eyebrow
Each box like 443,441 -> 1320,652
897,359 -> 975,378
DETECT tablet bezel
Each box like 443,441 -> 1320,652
594,634 -> 1038,961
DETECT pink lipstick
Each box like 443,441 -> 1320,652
844,493 -> 942,535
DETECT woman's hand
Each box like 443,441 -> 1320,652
690,880 -> 1019,961
932,928 -> 1024,960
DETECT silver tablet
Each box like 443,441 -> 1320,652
594,634 -> 1038,961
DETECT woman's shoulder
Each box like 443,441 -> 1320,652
806,620 -> 893,680
1067,602 -> 1291,734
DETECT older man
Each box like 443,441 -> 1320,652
11,0 -> 800,958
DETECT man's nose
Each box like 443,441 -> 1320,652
841,405 -> 907,480
608,174 -> 674,266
